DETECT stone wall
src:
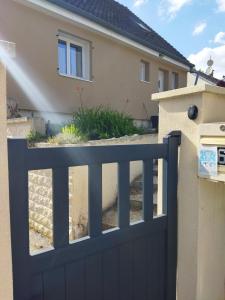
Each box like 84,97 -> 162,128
29,169 -> 74,240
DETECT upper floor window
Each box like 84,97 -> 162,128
140,60 -> 150,82
158,69 -> 168,92
172,72 -> 179,89
58,33 -> 90,81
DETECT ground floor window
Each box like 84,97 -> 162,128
140,60 -> 150,82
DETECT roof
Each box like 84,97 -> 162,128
46,0 -> 192,68
194,70 -> 220,85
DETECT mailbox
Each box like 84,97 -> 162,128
198,123 -> 225,182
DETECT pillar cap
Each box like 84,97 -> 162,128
152,84 -> 225,101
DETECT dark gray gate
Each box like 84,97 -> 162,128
8,131 -> 180,300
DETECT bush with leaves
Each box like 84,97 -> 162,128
27,107 -> 143,146
27,131 -> 47,146
72,106 -> 142,140
47,124 -> 83,145
61,123 -> 80,136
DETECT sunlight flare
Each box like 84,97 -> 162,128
0,41 -> 56,121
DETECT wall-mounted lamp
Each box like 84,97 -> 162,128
188,105 -> 198,120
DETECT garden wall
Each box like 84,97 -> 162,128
29,134 -> 157,240
7,116 -> 45,137
29,169 -> 74,240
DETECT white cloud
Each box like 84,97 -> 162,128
133,0 -> 148,7
188,45 -> 225,79
159,0 -> 192,19
217,0 -> 225,12
192,22 -> 207,36
214,32 -> 225,44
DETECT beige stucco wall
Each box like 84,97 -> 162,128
0,62 -> 13,299
7,116 -> 45,137
152,84 -> 225,300
70,134 -> 156,236
0,0 -> 187,121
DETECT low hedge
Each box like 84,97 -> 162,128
68,106 -> 143,140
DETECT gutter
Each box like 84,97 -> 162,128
14,0 -> 192,71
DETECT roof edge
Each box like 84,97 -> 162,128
14,0 -> 192,70
191,70 -> 220,84
46,0 -> 192,67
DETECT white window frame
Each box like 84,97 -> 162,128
140,60 -> 150,83
58,33 -> 91,81
158,69 -> 165,92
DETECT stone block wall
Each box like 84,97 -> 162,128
29,169 -> 74,240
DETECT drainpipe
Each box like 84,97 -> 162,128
190,69 -> 199,86
0,40 -> 16,300
194,72 -> 199,85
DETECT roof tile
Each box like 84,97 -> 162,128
47,0 -> 192,67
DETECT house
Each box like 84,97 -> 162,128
187,70 -> 220,86
187,58 -> 221,86
0,0 -> 193,127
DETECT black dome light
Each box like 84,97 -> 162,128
188,105 -> 198,120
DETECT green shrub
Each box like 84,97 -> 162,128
27,131 -> 47,146
61,123 -> 80,136
72,106 -> 142,140
27,107 -> 143,146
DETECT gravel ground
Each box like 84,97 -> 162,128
29,229 -> 52,253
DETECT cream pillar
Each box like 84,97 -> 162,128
0,41 -> 15,300
152,84 -> 225,300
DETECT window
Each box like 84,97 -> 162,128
58,33 -> 90,80
158,69 -> 168,92
140,60 -> 150,82
172,72 -> 179,89
58,40 -> 67,74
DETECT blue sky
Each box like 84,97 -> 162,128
117,0 -> 225,78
